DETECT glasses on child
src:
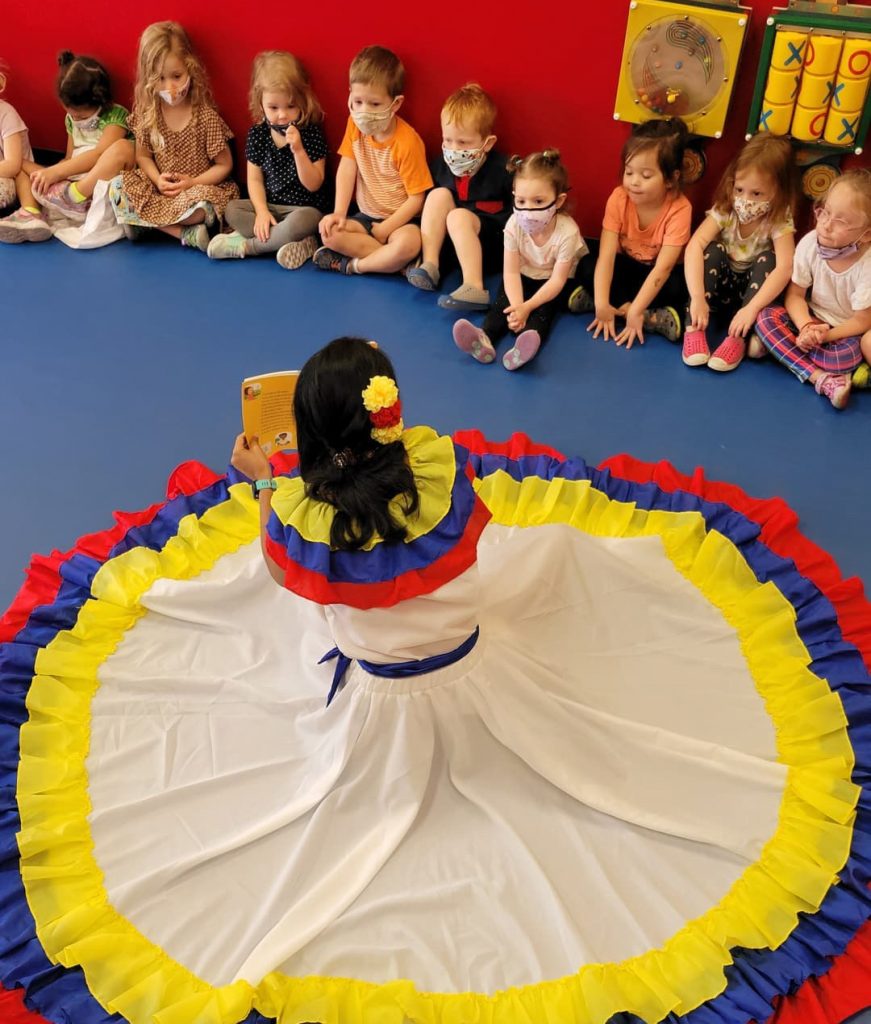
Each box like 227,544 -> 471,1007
814,206 -> 860,232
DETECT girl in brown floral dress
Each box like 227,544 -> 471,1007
110,21 -> 238,251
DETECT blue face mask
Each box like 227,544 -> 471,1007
816,237 -> 863,261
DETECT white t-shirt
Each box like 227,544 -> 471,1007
792,229 -> 871,327
0,98 -> 33,162
504,212 -> 587,280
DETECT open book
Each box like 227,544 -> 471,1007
241,370 -> 299,455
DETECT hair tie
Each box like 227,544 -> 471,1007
331,448 -> 356,470
361,375 -> 404,444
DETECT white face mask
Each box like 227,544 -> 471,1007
159,76 -> 190,107
733,195 -> 771,225
71,112 -> 100,132
348,99 -> 396,136
513,200 -> 557,234
442,143 -> 487,178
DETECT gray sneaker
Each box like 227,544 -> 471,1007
207,231 -> 250,259
276,235 -> 318,270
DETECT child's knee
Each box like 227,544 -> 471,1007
446,207 -> 479,236
425,187 -> 455,213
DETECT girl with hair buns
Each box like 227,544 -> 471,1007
570,117 -> 692,349
0,51 -> 131,242
452,148 -> 587,370
109,21 -> 238,251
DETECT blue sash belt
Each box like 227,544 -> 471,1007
319,626 -> 480,707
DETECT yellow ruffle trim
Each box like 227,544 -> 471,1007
270,425 -> 455,550
16,469 -> 858,1024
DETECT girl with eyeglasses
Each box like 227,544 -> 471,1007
755,169 -> 871,410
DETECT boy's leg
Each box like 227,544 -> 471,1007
438,208 -> 490,308
419,187 -> 454,271
355,223 -> 421,274
322,219 -> 382,260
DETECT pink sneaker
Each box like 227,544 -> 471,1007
502,329 -> 541,370
682,329 -> 709,367
452,319 -> 496,364
0,208 -> 52,243
814,373 -> 850,410
38,181 -> 90,222
708,335 -> 746,372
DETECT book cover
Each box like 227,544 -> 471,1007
241,370 -> 299,455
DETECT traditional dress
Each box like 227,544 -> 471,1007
1,427 -> 870,1024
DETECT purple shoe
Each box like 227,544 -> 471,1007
502,329 -> 541,370
452,319 -> 496,364
38,181 -> 90,222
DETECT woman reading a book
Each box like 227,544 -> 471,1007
5,334 -> 870,1024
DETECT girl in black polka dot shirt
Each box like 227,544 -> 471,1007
207,50 -> 332,268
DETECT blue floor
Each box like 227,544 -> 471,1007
1,236 -> 870,1020
2,236 -> 869,613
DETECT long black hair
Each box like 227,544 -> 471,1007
294,338 -> 419,551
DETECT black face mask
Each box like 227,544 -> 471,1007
265,118 -> 298,134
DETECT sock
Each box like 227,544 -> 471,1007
69,182 -> 87,203
24,205 -> 41,216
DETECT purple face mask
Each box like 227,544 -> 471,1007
816,237 -> 862,261
513,200 -> 557,235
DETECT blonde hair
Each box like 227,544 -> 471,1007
133,22 -> 214,151
248,51 -> 322,126
826,168 -> 871,225
712,133 -> 797,228
441,83 -> 496,138
349,45 -> 404,99
507,149 -> 570,198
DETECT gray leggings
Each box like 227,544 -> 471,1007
224,200 -> 322,255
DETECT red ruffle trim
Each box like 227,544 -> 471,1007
0,986 -> 52,1023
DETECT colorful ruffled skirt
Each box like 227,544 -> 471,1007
2,432 -> 870,1024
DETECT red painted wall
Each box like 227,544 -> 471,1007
2,0 -> 867,236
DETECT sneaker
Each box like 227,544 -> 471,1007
643,306 -> 681,342
708,335 -> 746,372
452,319 -> 496,364
38,181 -> 90,222
814,373 -> 850,410
406,260 -> 440,291
0,208 -> 52,243
313,246 -> 352,274
502,329 -> 541,371
276,235 -> 318,270
682,329 -> 710,367
567,285 -> 594,314
180,224 -> 209,252
747,332 -> 766,359
207,231 -> 250,259
437,283 -> 491,311
852,362 -> 870,389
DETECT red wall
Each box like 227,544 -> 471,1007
2,0 -> 867,236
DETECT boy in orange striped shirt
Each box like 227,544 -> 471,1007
316,45 -> 432,275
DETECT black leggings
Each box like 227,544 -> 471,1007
576,240 -> 688,310
688,241 -> 775,324
482,275 -> 573,346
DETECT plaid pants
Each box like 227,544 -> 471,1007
756,305 -> 862,383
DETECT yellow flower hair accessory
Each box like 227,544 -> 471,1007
361,375 -> 404,445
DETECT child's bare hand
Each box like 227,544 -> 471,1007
727,305 -> 757,338
616,308 -> 645,349
157,171 -> 180,195
319,214 -> 344,241
254,211 -> 277,242
30,167 -> 61,193
588,303 -> 618,341
689,297 -> 709,331
370,221 -> 389,244
285,124 -> 302,153
505,302 -> 528,332
231,433 -> 272,481
797,321 -> 828,351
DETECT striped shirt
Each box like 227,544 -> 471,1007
338,115 -> 432,219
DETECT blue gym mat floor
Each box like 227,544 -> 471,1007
1,235 -> 870,1023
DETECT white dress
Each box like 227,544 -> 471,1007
2,426 -> 870,1024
